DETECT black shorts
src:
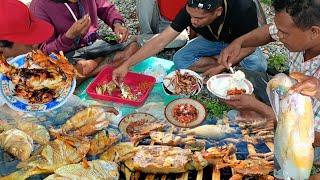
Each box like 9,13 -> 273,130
65,39 -> 130,65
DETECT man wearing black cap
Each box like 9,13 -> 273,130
113,0 -> 266,84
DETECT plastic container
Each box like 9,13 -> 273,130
87,67 -> 156,106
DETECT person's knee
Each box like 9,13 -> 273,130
241,54 -> 267,72
173,51 -> 189,69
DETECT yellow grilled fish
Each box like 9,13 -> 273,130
267,73 -> 314,179
0,128 -> 33,161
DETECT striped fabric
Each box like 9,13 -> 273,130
269,25 -> 320,132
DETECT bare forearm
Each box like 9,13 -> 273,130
122,27 -> 179,68
235,24 -> 273,48
230,47 -> 256,65
314,132 -> 320,147
252,100 -> 276,125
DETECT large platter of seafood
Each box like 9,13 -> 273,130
0,51 -> 77,112
163,69 -> 203,95
206,70 -> 253,99
0,103 -> 275,179
87,67 -> 156,106
164,98 -> 207,128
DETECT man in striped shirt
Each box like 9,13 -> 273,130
217,0 -> 320,178
218,0 -> 320,141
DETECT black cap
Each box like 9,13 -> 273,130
187,0 -> 215,10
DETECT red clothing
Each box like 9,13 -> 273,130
158,0 -> 187,21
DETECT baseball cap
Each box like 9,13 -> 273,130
0,0 -> 54,45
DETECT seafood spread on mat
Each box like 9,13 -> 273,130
0,101 -> 275,179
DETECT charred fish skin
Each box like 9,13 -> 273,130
267,73 -> 314,180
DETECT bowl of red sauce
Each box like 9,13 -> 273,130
165,98 -> 207,128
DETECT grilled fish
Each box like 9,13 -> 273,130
267,73 -> 314,180
179,125 -> 236,140
17,121 -> 50,145
44,160 -> 119,180
0,128 -> 33,161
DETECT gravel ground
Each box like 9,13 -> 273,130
98,0 -> 288,62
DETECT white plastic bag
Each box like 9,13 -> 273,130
144,64 -> 167,83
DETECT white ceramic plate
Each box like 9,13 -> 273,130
118,113 -> 161,137
165,98 -> 207,128
162,69 -> 203,95
0,53 -> 76,112
206,74 -> 253,99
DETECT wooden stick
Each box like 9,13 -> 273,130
196,170 -> 203,180
211,166 -> 220,180
230,154 -> 237,175
124,166 -> 132,180
146,174 -> 155,180
132,172 -> 141,180
161,175 -> 167,180
176,172 -> 188,180
241,130 -> 256,155
265,142 -> 274,152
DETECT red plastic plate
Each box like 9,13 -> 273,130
86,67 -> 156,106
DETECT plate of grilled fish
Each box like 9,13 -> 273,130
0,51 -> 78,112
118,113 -> 168,137
163,69 -> 203,95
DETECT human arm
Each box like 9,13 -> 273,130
112,26 -> 181,85
30,2 -> 91,54
289,72 -> 320,100
314,132 -> 320,147
221,94 -> 275,127
202,47 -> 256,77
217,25 -> 274,69
96,0 -> 125,31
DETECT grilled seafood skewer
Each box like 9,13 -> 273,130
44,160 -> 119,180
179,125 -> 236,140
0,128 -> 33,161
17,121 -> 50,145
87,129 -> 122,156
50,106 -> 116,136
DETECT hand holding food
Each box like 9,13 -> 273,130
112,65 -> 129,86
65,14 -> 91,39
113,23 -> 129,43
289,72 -> 320,98
217,40 -> 242,69
221,93 -> 258,111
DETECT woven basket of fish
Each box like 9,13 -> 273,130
0,100 -> 274,179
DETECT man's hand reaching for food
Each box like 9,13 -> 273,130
112,64 -> 129,86
114,23 -> 129,43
